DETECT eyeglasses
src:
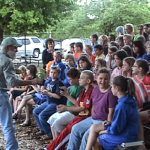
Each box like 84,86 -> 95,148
8,45 -> 17,52
132,65 -> 138,68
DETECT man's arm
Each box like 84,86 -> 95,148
3,60 -> 42,87
57,104 -> 84,113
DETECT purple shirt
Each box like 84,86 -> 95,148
91,85 -> 117,120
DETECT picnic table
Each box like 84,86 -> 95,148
13,56 -> 42,67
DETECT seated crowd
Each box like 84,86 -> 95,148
10,23 -> 150,150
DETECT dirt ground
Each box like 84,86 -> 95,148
1,122 -> 150,150
0,118 -> 51,150
0,62 -> 50,150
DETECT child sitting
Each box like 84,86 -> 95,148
105,46 -> 118,70
132,60 -> 149,108
47,70 -> 94,150
86,76 -> 141,150
63,54 -> 77,87
12,65 -> 37,123
111,50 -> 128,80
46,51 -> 66,81
93,58 -> 107,80
47,68 -> 82,139
78,55 -> 92,71
132,59 -> 150,93
122,57 -> 135,77
85,45 -> 96,65
94,44 -> 105,60
67,68 -> 117,150
33,66 -> 67,139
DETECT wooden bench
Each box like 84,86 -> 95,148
117,141 -> 144,150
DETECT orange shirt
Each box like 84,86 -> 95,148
74,51 -> 83,60
46,60 -> 54,74
89,55 -> 96,65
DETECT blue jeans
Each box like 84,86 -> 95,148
33,101 -> 57,138
67,116 -> 103,150
0,91 -> 18,150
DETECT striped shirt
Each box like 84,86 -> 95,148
132,76 -> 148,108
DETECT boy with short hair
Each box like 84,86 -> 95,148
74,42 -> 84,60
46,51 -> 66,81
33,66 -> 67,139
47,68 -> 82,139
47,70 -> 94,150
94,44 -> 105,60
67,68 -> 117,150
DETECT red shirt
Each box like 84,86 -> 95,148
77,85 -> 93,117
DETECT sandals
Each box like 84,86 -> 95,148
20,121 -> 31,127
12,113 -> 18,120
36,131 -> 45,136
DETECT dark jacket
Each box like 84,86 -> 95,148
42,49 -> 53,69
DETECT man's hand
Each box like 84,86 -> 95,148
31,78 -> 43,85
10,88 -> 14,92
57,104 -> 67,113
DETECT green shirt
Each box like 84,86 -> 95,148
67,85 -> 83,107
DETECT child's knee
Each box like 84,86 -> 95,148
72,123 -> 80,134
32,108 -> 38,116
90,124 -> 95,132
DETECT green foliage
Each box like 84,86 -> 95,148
0,0 -> 149,40
0,0 -> 74,39
50,0 -> 150,39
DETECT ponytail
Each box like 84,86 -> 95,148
126,78 -> 136,98
113,76 -> 136,98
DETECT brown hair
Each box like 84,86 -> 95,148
136,59 -> 149,74
113,76 -> 136,97
97,68 -> 111,79
96,59 -> 107,68
67,68 -> 80,79
123,57 -> 135,67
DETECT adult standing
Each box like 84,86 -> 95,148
91,34 -> 98,52
0,37 -> 41,150
42,38 -> 55,69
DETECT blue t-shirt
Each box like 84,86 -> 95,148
136,53 -> 150,61
44,77 -> 67,105
33,78 -> 67,105
51,61 -> 66,81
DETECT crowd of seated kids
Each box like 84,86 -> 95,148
10,23 -> 150,150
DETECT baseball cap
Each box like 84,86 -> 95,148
133,35 -> 145,44
1,37 -> 21,47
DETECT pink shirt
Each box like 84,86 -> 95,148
111,67 -> 122,81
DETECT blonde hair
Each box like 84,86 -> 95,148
82,70 -> 94,83
18,65 -> 27,73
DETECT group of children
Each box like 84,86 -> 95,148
9,23 -> 150,150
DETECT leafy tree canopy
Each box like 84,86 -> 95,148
50,0 -> 150,39
0,0 -> 74,41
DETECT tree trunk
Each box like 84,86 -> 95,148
0,27 -> 3,44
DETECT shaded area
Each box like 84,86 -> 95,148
0,116 -> 50,150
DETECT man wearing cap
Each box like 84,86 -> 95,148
0,37 -> 41,150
